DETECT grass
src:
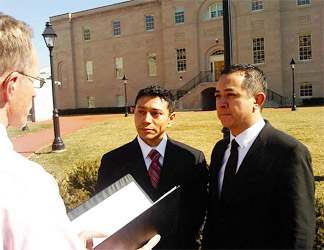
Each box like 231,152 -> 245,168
29,107 -> 324,180
29,111 -> 222,180
7,122 -> 52,140
28,107 -> 324,248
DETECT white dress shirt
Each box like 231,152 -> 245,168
0,123 -> 84,250
137,133 -> 168,170
218,118 -> 266,197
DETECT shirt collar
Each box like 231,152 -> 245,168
0,122 -> 13,151
137,133 -> 168,159
230,118 -> 265,148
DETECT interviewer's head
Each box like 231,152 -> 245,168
0,13 -> 38,128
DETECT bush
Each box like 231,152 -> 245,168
58,159 -> 100,212
302,98 -> 324,106
314,187 -> 324,249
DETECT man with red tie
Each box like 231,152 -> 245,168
96,85 -> 208,249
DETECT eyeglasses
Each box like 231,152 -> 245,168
18,72 -> 46,89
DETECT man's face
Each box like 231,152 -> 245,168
134,95 -> 175,147
8,47 -> 37,128
215,72 -> 257,136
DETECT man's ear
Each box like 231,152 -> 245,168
253,92 -> 265,111
167,112 -> 176,127
2,72 -> 19,102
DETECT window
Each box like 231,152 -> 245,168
300,82 -> 312,97
299,34 -> 312,61
297,0 -> 310,6
114,57 -> 124,79
251,0 -> 263,11
112,21 -> 121,36
83,26 -> 91,41
211,50 -> 224,56
174,7 -> 184,24
252,37 -> 265,64
204,3 -> 223,20
176,48 -> 186,72
116,95 -> 125,107
147,53 -> 157,76
145,15 -> 154,31
85,61 -> 93,82
87,96 -> 95,108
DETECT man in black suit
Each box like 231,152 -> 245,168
96,85 -> 208,249
203,64 -> 315,249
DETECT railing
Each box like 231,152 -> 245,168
170,70 -> 287,107
171,71 -> 215,100
266,89 -> 287,107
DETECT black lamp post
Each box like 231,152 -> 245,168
221,0 -> 233,138
122,75 -> 128,117
290,58 -> 297,111
42,22 -> 65,152
222,0 -> 233,69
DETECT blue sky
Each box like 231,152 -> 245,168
1,0 -> 126,69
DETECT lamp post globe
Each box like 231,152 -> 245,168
290,58 -> 297,111
42,22 -> 65,152
122,75 -> 128,117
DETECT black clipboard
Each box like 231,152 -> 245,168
68,174 -> 152,221
68,174 -> 180,249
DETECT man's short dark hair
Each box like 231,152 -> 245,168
135,85 -> 175,114
221,64 -> 267,97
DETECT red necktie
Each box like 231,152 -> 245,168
148,149 -> 161,189
221,139 -> 239,204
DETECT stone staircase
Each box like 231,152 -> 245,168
263,99 -> 281,108
171,71 -> 287,110
170,71 -> 215,100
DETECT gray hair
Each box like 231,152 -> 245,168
0,13 -> 34,76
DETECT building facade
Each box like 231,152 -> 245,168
28,67 -> 54,122
50,0 -> 323,110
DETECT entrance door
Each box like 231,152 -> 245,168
209,50 -> 224,81
214,61 -> 224,81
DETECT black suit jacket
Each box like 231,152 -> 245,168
96,137 -> 208,249
203,121 -> 315,249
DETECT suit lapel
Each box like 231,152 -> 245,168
219,122 -> 273,209
235,121 -> 272,178
229,122 -> 272,203
213,138 -> 230,176
210,137 -> 230,205
126,139 -> 153,191
233,135 -> 264,196
158,138 -> 178,194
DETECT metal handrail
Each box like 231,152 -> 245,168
171,71 -> 216,100
170,70 -> 287,107
266,89 -> 287,107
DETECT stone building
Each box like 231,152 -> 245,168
50,0 -> 323,110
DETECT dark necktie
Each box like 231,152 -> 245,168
148,149 -> 161,189
221,139 -> 239,204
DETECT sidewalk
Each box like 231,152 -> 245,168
11,114 -> 124,158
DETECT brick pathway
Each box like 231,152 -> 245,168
11,114 -> 124,158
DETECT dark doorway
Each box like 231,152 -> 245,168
202,87 -> 216,111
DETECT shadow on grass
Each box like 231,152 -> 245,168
34,151 -> 56,155
315,176 -> 324,182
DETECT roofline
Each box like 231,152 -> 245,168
50,0 -> 158,20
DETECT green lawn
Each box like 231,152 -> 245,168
7,122 -> 52,140
28,107 -> 324,248
29,107 -> 323,180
